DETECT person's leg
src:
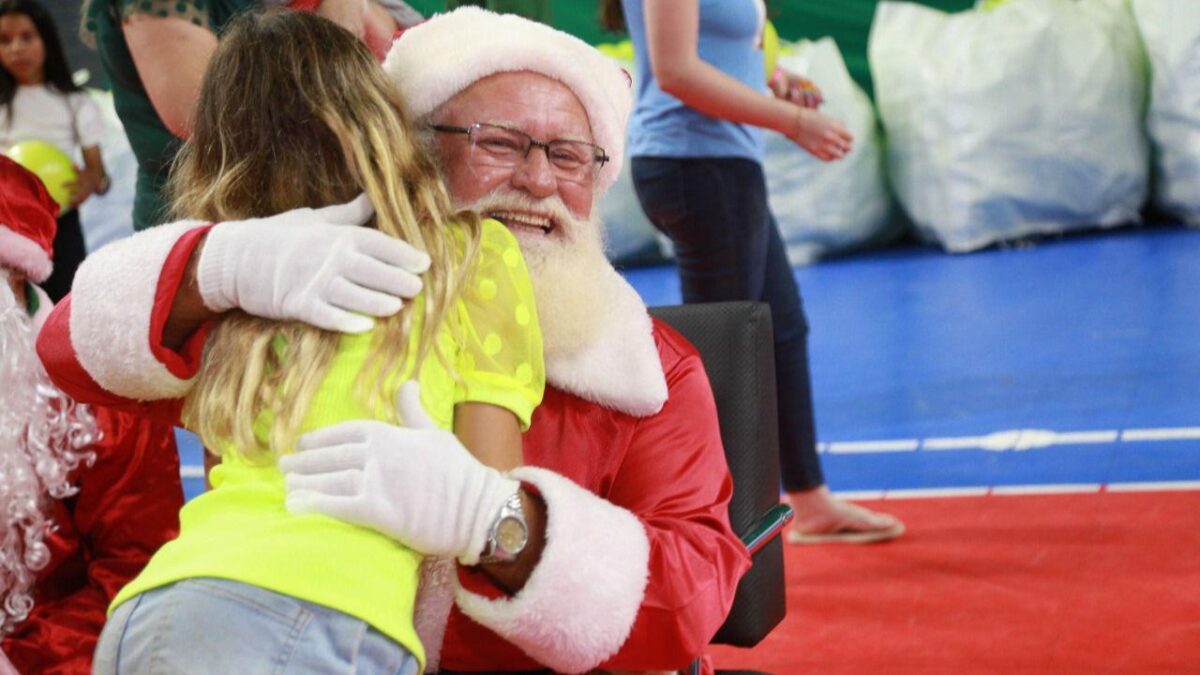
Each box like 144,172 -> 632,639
634,156 -> 902,544
758,212 -> 903,543
759,212 -> 822,491
41,209 -> 86,302
93,578 -> 418,674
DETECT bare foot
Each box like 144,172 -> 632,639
787,486 -> 904,544
785,108 -> 854,162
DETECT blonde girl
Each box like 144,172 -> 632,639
92,9 -> 543,674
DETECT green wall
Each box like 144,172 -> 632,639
404,1 -> 976,95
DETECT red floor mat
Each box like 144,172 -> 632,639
709,490 -> 1200,674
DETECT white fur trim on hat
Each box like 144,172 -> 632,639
454,466 -> 650,673
0,225 -> 52,283
384,6 -> 632,194
70,220 -> 205,400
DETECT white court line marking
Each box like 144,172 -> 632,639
991,483 -> 1101,495
180,466 -> 205,479
1121,427 -> 1200,442
827,439 -> 920,454
1055,431 -> 1119,445
1107,480 -> 1200,492
832,482 -> 1200,500
883,486 -> 991,499
921,436 -> 987,451
820,426 -> 1198,453
832,490 -> 886,501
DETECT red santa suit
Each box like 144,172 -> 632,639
0,156 -> 183,675
36,218 -> 750,672
0,405 -> 182,675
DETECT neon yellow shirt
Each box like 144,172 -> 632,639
110,219 -> 544,669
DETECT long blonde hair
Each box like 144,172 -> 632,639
177,10 -> 480,462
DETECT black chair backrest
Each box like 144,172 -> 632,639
649,302 -> 787,647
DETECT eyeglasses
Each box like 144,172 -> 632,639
431,123 -> 609,184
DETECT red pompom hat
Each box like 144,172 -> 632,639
0,155 -> 59,283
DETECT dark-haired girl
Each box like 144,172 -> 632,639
0,0 -> 109,301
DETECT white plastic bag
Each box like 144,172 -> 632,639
1132,0 -> 1200,225
766,38 -> 895,265
870,0 -> 1149,252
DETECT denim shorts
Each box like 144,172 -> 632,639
93,578 -> 419,675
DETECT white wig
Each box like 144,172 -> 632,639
0,275 -> 96,635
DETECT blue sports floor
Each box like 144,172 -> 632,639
624,223 -> 1200,497
178,224 -> 1200,499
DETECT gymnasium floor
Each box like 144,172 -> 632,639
625,223 -> 1200,498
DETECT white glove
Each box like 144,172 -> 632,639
197,194 -> 431,333
279,381 -> 520,565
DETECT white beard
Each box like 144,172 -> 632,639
465,192 -> 625,363
0,273 -> 97,635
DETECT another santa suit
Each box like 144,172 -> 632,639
2,291 -> 183,675
36,222 -> 750,673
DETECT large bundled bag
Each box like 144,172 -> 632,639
1131,0 -> 1200,225
766,38 -> 895,265
870,0 -> 1149,252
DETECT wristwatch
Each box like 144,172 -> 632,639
480,491 -> 528,564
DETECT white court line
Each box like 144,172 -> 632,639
180,466 -> 205,479
832,490 -> 886,501
883,486 -> 991,499
832,482 -> 1200,500
826,439 -> 920,454
820,426 -> 1199,454
991,483 -> 1101,496
1056,431 -> 1119,445
921,436 -> 986,451
1107,480 -> 1200,492
1121,427 -> 1200,442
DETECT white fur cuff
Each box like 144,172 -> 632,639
454,467 -> 650,673
70,220 -> 206,400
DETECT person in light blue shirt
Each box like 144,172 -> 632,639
606,0 -> 904,544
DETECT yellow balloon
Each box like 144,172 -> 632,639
763,21 -> 780,82
6,140 -> 77,212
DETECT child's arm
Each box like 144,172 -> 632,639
68,145 -> 109,207
454,401 -> 523,472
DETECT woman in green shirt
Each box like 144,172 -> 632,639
82,0 -> 256,230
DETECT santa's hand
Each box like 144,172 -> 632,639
196,194 -> 431,334
280,381 -> 520,565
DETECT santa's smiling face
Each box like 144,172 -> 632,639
430,71 -> 600,255
428,72 -> 625,361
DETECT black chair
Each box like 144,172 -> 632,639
649,302 -> 793,675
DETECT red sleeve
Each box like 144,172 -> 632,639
285,0 -> 321,11
1,407 -> 182,675
599,346 -> 751,670
35,226 -> 214,425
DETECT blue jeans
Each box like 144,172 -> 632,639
93,578 -> 420,675
631,156 -> 824,491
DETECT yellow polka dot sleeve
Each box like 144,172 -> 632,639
451,219 -> 545,429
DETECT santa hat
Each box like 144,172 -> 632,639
0,156 -> 58,283
383,7 -> 633,195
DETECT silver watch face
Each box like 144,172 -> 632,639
496,516 -> 528,553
